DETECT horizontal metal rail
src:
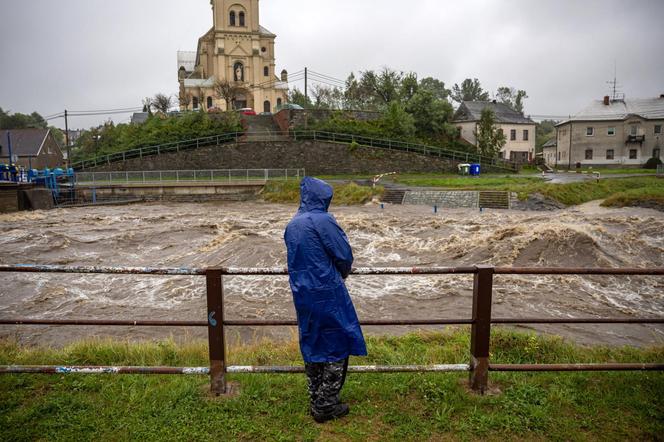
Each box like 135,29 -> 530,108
490,363 -> 664,371
4,264 -> 664,276
75,168 -> 305,185
1,264 -> 663,395
0,364 -> 471,375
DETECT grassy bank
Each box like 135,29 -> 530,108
1,330 -> 663,441
394,175 -> 663,206
601,185 -> 664,209
263,181 -> 383,205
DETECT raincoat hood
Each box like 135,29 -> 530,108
299,177 -> 333,213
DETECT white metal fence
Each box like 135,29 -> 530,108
75,169 -> 306,185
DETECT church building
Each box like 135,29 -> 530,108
177,0 -> 288,113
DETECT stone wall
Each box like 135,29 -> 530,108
84,140 -> 456,175
403,191 -> 479,208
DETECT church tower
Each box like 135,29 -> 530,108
177,0 -> 288,112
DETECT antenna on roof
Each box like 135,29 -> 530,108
606,61 -> 625,101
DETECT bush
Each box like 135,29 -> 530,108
644,157 -> 663,169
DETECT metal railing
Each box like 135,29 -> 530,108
71,130 -> 518,173
291,130 -> 519,172
1,264 -> 662,396
75,169 -> 306,185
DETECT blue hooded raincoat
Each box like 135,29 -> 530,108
284,177 -> 367,363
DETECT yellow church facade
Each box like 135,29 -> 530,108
178,0 -> 288,113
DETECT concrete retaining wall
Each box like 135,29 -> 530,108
78,183 -> 263,203
84,140 -> 456,175
403,191 -> 480,208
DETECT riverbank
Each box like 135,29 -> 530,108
1,330 -> 662,441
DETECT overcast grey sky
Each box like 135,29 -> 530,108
1,0 -> 663,129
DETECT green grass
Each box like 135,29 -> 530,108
602,185 -> 664,209
263,181 -> 384,205
394,175 -> 663,206
1,330 -> 662,441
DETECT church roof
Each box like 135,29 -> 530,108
453,101 -> 534,124
259,25 -> 276,37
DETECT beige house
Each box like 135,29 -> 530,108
178,0 -> 288,113
453,101 -> 536,163
551,95 -> 664,168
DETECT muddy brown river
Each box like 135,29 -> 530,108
1,201 -> 663,347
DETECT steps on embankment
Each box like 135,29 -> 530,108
242,115 -> 289,142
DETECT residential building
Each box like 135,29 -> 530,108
0,129 -> 64,169
452,101 -> 536,163
177,0 -> 288,113
551,95 -> 664,168
542,139 -> 557,166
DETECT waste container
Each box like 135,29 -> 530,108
458,163 -> 470,175
470,164 -> 481,176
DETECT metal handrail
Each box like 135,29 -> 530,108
1,264 -> 662,396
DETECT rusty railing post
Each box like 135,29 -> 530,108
206,268 -> 226,395
469,265 -> 494,394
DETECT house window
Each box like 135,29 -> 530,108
207,96 -> 213,109
557,152 -> 561,161
654,148 -> 661,159
239,11 -> 245,26
264,66 -> 269,77
192,97 -> 199,109
606,149 -> 614,160
607,127 -> 615,136
586,127 -> 594,136
585,149 -> 593,160
497,128 -> 504,137
655,125 -> 662,135
629,149 -> 638,159
229,11 -> 236,26
277,98 -> 282,107
630,125 -> 638,135
523,130 -> 529,141
510,129 -> 516,141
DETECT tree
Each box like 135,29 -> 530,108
496,86 -> 528,114
359,68 -> 403,107
343,73 -> 364,109
288,87 -> 311,108
404,89 -> 454,137
419,77 -> 450,101
400,72 -> 419,103
213,80 -> 238,110
0,108 -> 48,129
536,119 -> 557,150
451,78 -> 489,103
152,93 -> 173,114
474,108 -> 506,157
380,102 -> 416,138
142,97 -> 153,114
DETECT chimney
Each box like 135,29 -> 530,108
603,96 -> 610,105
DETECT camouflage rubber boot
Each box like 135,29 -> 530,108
310,358 -> 350,423
305,362 -> 324,412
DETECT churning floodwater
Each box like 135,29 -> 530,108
1,201 -> 663,347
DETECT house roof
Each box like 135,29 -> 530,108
259,25 -> 276,37
542,139 -> 557,149
130,113 -> 150,124
0,129 -> 50,157
557,97 -> 664,125
453,101 -> 534,124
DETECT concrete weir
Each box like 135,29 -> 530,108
77,181 -> 265,203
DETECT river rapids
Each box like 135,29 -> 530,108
1,201 -> 663,347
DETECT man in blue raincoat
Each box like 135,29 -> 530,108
284,177 -> 367,423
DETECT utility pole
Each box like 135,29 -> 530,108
304,67 -> 308,101
64,109 -> 70,168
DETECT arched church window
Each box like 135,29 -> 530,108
229,11 -> 236,26
277,98 -> 282,108
239,11 -> 245,26
207,96 -> 213,109
264,66 -> 269,77
193,97 -> 199,109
